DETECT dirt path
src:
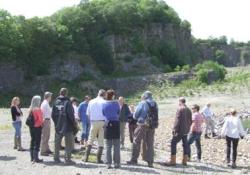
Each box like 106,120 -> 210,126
0,94 -> 250,175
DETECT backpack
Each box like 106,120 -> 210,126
146,101 -> 159,129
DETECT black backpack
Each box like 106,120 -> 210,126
26,112 -> 34,128
146,101 -> 159,129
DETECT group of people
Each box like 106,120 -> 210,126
10,88 -> 246,169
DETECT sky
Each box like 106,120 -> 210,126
0,0 -> 249,42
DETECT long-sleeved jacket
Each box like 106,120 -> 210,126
134,99 -> 158,124
119,104 -> 131,122
52,96 -> 76,134
173,105 -> 192,136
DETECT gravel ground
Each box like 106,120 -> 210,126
0,94 -> 250,175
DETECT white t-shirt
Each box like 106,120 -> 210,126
86,96 -> 106,121
221,116 -> 245,139
41,100 -> 52,119
73,104 -> 79,120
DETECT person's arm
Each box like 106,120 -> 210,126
238,118 -> 245,137
221,118 -> 228,137
11,107 -> 17,121
133,102 -> 142,120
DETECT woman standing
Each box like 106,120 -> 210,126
221,109 -> 245,168
102,89 -> 121,169
128,105 -> 137,144
11,97 -> 25,151
28,96 -> 44,163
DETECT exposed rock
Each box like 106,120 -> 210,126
0,64 -> 24,91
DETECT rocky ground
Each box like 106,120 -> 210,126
0,94 -> 250,175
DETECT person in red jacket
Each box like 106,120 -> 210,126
28,95 -> 44,163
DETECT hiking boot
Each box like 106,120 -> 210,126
204,134 -> 210,139
97,147 -> 104,164
182,155 -> 188,166
83,145 -> 92,162
14,137 -> 18,150
127,160 -> 138,165
33,151 -> 43,163
75,137 -> 80,144
212,133 -> 217,137
232,162 -> 237,169
163,155 -> 176,166
106,164 -> 112,169
148,162 -> 154,168
30,149 -> 34,162
65,159 -> 76,165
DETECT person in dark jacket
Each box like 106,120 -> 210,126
102,89 -> 121,169
118,96 -> 131,149
52,88 -> 78,165
11,97 -> 25,151
128,105 -> 137,143
164,97 -> 192,166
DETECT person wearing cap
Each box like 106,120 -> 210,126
83,89 -> 106,163
221,109 -> 245,169
52,88 -> 78,165
40,91 -> 53,156
127,91 -> 158,168
164,97 -> 192,166
201,103 -> 217,138
187,104 -> 204,162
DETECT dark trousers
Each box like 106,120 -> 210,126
30,127 -> 42,152
226,136 -> 239,162
187,132 -> 202,160
171,134 -> 188,155
129,124 -> 137,143
131,125 -> 155,164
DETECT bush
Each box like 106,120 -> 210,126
174,65 -> 181,72
182,65 -> 191,72
194,61 -> 227,84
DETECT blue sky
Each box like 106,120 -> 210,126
0,0 -> 249,42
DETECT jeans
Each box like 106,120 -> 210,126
54,132 -> 74,160
30,127 -> 42,152
105,139 -> 120,166
170,135 -> 188,155
12,121 -> 22,138
81,121 -> 90,141
226,136 -> 239,162
187,132 -> 202,160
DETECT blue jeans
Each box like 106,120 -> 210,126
12,121 -> 22,138
81,121 -> 90,141
187,132 -> 202,160
170,135 -> 188,155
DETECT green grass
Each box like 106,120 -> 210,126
243,120 -> 250,129
0,124 -> 12,131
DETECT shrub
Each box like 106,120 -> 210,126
174,65 -> 181,72
182,64 -> 191,72
194,61 -> 227,84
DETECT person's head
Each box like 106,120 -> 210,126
30,95 -> 41,110
11,97 -> 20,107
60,88 -> 68,97
118,96 -> 125,106
70,97 -> 78,106
106,89 -> 115,101
191,104 -> 200,113
179,97 -> 186,106
84,95 -> 91,103
206,103 -> 211,108
142,91 -> 153,100
44,91 -> 52,102
98,89 -> 106,98
129,105 -> 135,113
230,109 -> 237,116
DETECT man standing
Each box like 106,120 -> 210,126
40,92 -> 53,156
83,90 -> 106,163
164,97 -> 192,166
78,96 -> 91,146
127,91 -> 158,168
118,96 -> 131,149
201,103 -> 217,138
52,88 -> 78,165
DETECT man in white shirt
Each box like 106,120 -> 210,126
40,91 -> 53,156
83,89 -> 106,163
201,103 -> 217,139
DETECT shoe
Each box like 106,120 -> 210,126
14,137 -> 18,150
75,137 -> 80,144
54,158 -> 62,164
114,164 -> 121,169
65,159 -> 76,165
204,134 -> 210,139
41,152 -> 49,156
163,155 -> 176,166
30,149 -> 34,162
47,150 -> 53,154
83,145 -> 92,162
182,155 -> 188,166
232,162 -> 237,169
33,151 -> 43,163
17,137 -> 25,151
127,160 -> 138,165
96,147 -> 104,164
121,145 -> 125,150
148,162 -> 154,168
60,146 -> 65,150
212,133 -> 218,137
106,164 -> 112,169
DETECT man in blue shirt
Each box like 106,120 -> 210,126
78,95 -> 91,146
